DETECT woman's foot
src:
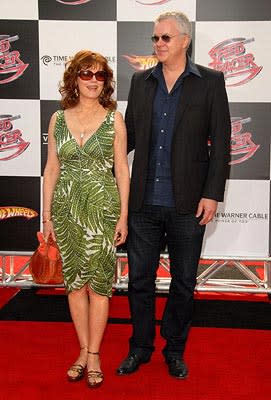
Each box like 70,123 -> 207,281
67,346 -> 88,382
87,351 -> 104,387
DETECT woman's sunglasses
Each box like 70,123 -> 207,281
77,70 -> 107,82
151,33 -> 185,43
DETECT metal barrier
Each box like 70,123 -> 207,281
0,251 -> 63,289
1,251 -> 271,293
115,253 -> 271,293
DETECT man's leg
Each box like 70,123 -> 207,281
161,211 -> 205,376
117,205 -> 164,374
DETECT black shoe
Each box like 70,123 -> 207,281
116,354 -> 150,375
166,358 -> 188,379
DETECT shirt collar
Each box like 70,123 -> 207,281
146,56 -> 202,80
188,57 -> 201,77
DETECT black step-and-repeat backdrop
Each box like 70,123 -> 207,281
0,0 -> 270,256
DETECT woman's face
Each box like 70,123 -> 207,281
76,64 -> 106,100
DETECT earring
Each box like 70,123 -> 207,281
74,87 -> 79,97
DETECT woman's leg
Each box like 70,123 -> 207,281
87,287 -> 109,374
67,284 -> 89,378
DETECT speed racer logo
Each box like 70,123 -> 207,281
0,207 -> 38,221
0,35 -> 29,85
135,1 -> 171,4
208,38 -> 262,87
230,117 -> 259,165
56,0 -> 91,4
0,114 -> 30,161
123,54 -> 158,70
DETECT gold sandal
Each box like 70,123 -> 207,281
87,351 -> 104,388
67,346 -> 88,382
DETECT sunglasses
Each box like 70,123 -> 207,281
151,33 -> 185,43
77,70 -> 107,82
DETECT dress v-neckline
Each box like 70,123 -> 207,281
63,110 -> 110,149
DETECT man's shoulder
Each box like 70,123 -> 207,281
132,66 -> 155,81
195,63 -> 224,80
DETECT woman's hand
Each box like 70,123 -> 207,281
114,217 -> 128,246
43,220 -> 56,242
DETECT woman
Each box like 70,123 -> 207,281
42,50 -> 130,387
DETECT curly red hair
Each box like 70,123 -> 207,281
59,50 -> 116,110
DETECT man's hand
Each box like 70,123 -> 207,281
196,198 -> 218,225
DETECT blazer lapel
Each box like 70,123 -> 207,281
173,75 -> 193,130
142,77 -> 157,142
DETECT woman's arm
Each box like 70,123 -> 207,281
113,111 -> 130,246
42,112 -> 61,241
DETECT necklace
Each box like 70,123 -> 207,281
76,104 -> 101,145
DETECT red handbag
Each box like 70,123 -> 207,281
29,232 -> 64,284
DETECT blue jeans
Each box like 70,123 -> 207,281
127,205 -> 205,361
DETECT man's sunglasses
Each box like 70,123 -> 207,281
77,70 -> 107,82
151,33 -> 185,43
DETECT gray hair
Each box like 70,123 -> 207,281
155,11 -> 192,38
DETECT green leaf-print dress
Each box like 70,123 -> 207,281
52,110 -> 120,296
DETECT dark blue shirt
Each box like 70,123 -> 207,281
144,58 -> 201,207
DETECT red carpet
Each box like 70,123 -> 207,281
109,294 -> 269,321
0,321 -> 270,400
35,288 -> 270,302
0,288 -> 20,308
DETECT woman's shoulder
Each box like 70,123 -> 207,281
48,110 -> 65,134
106,109 -> 121,124
112,110 -> 126,132
105,108 -> 118,122
113,110 -> 124,122
50,109 -> 63,120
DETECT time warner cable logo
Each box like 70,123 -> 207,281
0,35 -> 29,84
40,55 -> 73,66
208,38 -> 262,87
41,55 -> 115,66
41,55 -> 52,66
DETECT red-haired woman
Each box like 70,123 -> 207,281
43,50 -> 129,387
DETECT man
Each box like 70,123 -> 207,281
117,11 -> 231,379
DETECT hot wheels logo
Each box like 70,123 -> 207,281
123,54 -> 158,71
0,35 -> 29,84
230,117 -> 259,165
208,38 -> 262,87
56,0 -> 91,4
0,207 -> 38,221
0,114 -> 30,161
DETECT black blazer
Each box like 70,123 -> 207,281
125,64 -> 231,214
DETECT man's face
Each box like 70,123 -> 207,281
152,18 -> 190,64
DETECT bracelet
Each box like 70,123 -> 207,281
42,218 -> 52,224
